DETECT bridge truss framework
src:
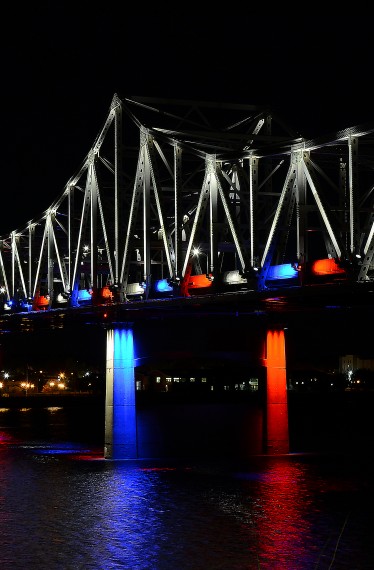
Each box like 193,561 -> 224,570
1,94 -> 374,312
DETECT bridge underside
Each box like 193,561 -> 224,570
1,283 -> 373,459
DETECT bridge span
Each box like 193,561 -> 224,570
2,95 -> 374,459
1,94 -> 374,313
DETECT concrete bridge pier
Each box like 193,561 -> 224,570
264,328 -> 289,454
103,322 -> 289,459
104,324 -> 137,459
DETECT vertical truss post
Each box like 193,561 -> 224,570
295,150 -> 306,264
28,223 -> 35,299
339,159 -> 348,254
67,185 -> 74,295
143,138 -> 152,291
348,135 -> 359,256
249,154 -> 258,268
89,164 -> 99,293
47,213 -> 54,305
11,232 -> 16,299
114,97 -> 123,287
174,142 -> 183,281
208,155 -> 218,273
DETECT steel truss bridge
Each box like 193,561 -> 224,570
2,93 -> 374,315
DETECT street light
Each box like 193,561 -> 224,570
192,247 -> 209,274
21,382 -> 34,396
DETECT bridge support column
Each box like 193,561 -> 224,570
104,325 -> 137,459
264,328 -> 289,454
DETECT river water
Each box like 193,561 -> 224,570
1,403 -> 374,569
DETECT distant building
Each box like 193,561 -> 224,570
340,355 -> 374,376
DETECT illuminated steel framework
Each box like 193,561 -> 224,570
1,94 -> 374,312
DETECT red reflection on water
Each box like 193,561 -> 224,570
253,458 -> 314,569
265,329 -> 289,454
0,428 -> 20,447
71,452 -> 105,461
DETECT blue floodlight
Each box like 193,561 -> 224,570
267,264 -> 299,280
155,279 -> 173,293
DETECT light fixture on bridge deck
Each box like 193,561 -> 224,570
99,286 -> 114,301
155,279 -> 173,293
126,283 -> 145,297
222,270 -> 248,286
310,258 -> 346,276
187,273 -> 214,291
56,293 -> 68,304
77,289 -> 92,303
266,264 -> 299,280
34,295 -> 50,310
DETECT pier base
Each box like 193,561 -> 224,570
265,328 -> 289,454
104,326 -> 137,459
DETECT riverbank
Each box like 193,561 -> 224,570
0,392 -> 104,409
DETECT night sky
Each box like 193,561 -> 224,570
1,4 -> 374,380
1,5 -> 373,236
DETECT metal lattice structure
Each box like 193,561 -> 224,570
1,93 -> 374,313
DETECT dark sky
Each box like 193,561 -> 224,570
1,4 -> 373,235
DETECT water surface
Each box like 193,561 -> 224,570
1,405 -> 373,569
